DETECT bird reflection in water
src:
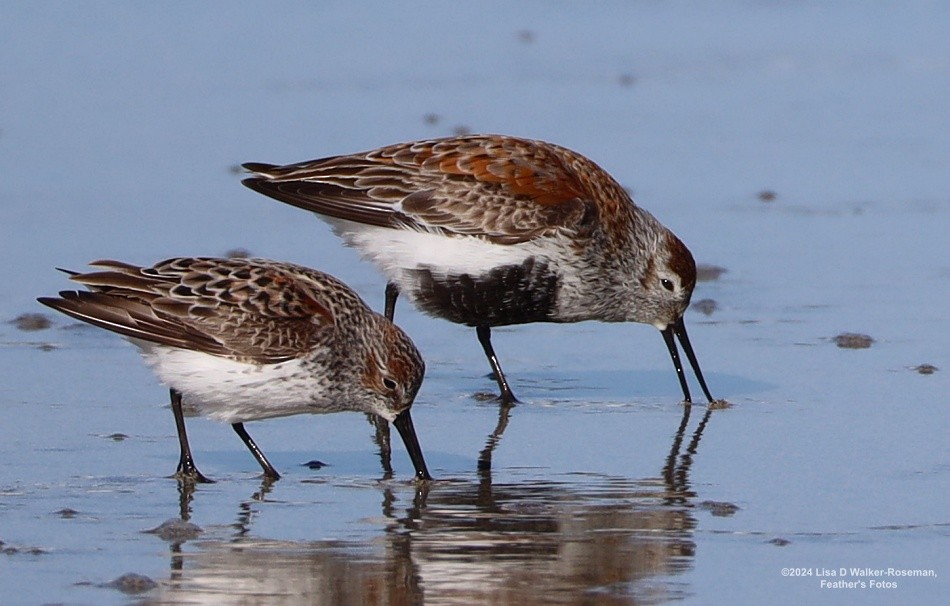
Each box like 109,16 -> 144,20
142,404 -> 720,605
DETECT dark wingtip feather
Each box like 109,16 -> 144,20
35,289 -> 215,353
36,296 -> 64,309
242,162 -> 278,174
241,177 -> 398,229
241,176 -> 268,193
88,259 -> 139,269
35,292 -> 92,323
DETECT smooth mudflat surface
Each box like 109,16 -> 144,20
1,3 -> 947,604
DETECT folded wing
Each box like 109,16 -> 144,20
242,135 -> 600,245
38,258 -> 337,363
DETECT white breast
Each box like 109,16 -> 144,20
132,340 -> 333,424
334,220 -> 531,274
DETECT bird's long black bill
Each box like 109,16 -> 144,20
660,316 -> 715,404
392,410 -> 433,481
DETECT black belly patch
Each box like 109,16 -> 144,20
408,257 -> 559,327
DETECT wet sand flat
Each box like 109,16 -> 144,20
1,3 -> 948,604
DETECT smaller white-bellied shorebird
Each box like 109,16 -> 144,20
242,135 -> 716,405
38,257 -> 431,482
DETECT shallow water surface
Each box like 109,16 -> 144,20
2,2 -> 949,605
142,465 -> 706,605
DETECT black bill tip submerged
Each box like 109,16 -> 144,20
660,316 -> 715,404
392,409 -> 432,481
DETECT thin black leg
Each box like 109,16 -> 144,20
384,282 -> 399,321
232,422 -> 281,480
169,389 -> 213,483
476,325 -> 518,404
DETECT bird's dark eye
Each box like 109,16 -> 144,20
661,278 -> 675,292
383,377 -> 398,390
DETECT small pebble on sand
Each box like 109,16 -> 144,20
833,333 -> 874,349
144,518 -> 204,542
698,500 -> 740,517
696,264 -> 727,282
692,298 -> 718,316
105,573 -> 157,594
516,29 -> 536,44
224,247 -> 252,258
11,313 -> 51,331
